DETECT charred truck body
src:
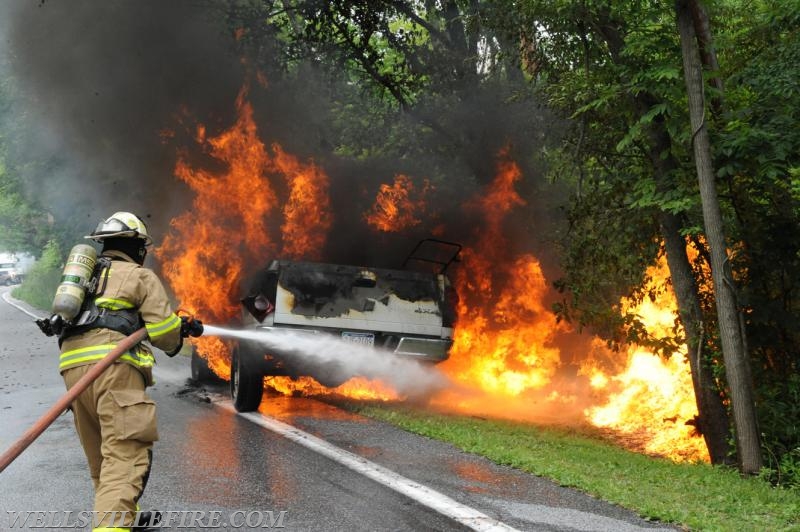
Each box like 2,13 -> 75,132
228,240 -> 461,411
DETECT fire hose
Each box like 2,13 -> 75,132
0,327 -> 148,474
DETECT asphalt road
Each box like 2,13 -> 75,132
0,286 -> 678,531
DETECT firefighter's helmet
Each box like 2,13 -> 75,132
86,211 -> 152,246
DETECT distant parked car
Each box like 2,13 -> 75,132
0,261 -> 23,286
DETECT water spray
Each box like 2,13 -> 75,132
201,324 -> 450,398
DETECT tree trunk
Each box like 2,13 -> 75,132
676,0 -> 761,474
594,11 -> 732,463
688,0 -> 724,115
637,105 -> 731,463
659,211 -> 732,464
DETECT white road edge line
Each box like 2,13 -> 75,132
2,291 -> 44,320
220,401 -> 521,532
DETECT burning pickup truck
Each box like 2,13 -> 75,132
227,239 -> 461,411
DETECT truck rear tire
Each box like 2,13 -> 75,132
231,345 -> 264,412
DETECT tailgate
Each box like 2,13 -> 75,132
273,262 -> 445,336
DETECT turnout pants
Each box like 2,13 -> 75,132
63,362 -> 159,530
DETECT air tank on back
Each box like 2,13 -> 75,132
51,244 -> 97,322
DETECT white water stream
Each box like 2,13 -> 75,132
202,324 -> 449,396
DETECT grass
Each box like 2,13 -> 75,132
11,240 -> 61,310
11,267 -> 59,310
333,400 -> 800,531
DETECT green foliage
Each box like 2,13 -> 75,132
761,445 -> 800,492
707,1 -> 800,481
551,170 -> 663,348
504,0 -> 800,481
757,371 -> 800,490
516,1 -> 703,350
240,0 -> 479,106
0,166 -> 51,253
230,0 -> 547,186
0,55 -> 57,254
11,240 -> 62,310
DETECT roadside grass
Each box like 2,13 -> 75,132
11,240 -> 61,310
11,266 -> 59,310
334,401 -> 800,531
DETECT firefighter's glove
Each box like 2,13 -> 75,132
36,314 -> 64,337
180,316 -> 204,338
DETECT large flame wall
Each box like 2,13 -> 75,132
158,90 -> 708,462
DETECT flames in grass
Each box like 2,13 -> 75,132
159,89 -> 708,462
584,258 -> 706,460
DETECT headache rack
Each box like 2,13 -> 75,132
402,239 -> 461,275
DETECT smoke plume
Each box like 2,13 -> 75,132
0,0 -> 562,275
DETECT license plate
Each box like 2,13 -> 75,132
341,332 -> 375,346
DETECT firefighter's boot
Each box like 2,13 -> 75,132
132,510 -> 162,531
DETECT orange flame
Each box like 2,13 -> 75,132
160,91 -> 707,461
583,255 -> 709,461
441,151 -> 567,394
158,86 -> 332,379
445,253 -> 566,394
365,174 -> 430,232
266,376 -> 399,401
275,144 -> 331,260
433,150 -> 707,461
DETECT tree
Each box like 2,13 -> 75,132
230,0 -> 551,183
676,0 -> 761,474
505,0 -> 732,462
0,154 -> 52,254
715,5 -> 800,480
226,0 -> 800,475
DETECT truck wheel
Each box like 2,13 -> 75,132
231,345 -> 264,412
190,347 -> 215,382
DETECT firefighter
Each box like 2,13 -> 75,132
57,212 -> 203,531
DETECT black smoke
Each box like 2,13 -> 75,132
1,0 -> 244,234
1,0 -> 564,279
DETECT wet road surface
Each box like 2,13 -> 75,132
0,287 -> 678,531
